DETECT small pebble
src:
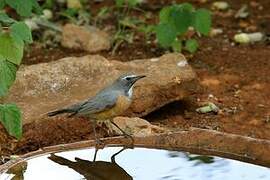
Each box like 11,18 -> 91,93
210,28 -> 223,37
177,60 -> 188,67
67,0 -> 82,9
41,9 -> 53,20
196,102 -> 220,114
234,32 -> 264,44
150,58 -> 159,62
212,1 -> 230,11
235,4 -> 249,19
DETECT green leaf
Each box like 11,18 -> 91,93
185,39 -> 199,53
63,8 -> 79,17
0,33 -> 24,65
0,12 -> 16,24
11,22 -> 33,43
115,0 -> 124,7
42,0 -> 54,9
171,6 -> 193,35
31,0 -> 43,15
171,39 -> 182,52
5,0 -> 41,17
6,0 -> 32,17
193,8 -> 211,36
159,6 -> 172,23
139,24 -> 154,34
0,103 -> 22,139
0,0 -> 5,9
127,0 -> 140,7
155,23 -> 177,48
0,56 -> 17,96
119,17 -> 140,29
178,3 -> 194,11
96,7 -> 110,18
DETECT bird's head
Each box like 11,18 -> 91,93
113,73 -> 146,96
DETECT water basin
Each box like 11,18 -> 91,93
1,147 -> 269,180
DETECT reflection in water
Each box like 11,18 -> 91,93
48,147 -> 132,180
186,154 -> 214,165
1,147 -> 270,180
6,161 -> 27,180
167,151 -> 215,165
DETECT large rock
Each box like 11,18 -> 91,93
5,53 -> 198,124
108,117 -> 167,137
61,24 -> 111,52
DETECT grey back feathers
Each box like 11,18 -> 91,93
47,73 -> 145,117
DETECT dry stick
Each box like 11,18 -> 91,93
34,17 -> 62,33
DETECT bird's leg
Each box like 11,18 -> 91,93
109,119 -> 134,145
111,147 -> 127,163
92,120 -> 105,148
93,148 -> 99,162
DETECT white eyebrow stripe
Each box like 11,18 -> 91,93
122,75 -> 136,79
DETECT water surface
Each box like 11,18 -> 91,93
1,147 -> 270,180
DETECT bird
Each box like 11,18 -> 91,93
47,73 -> 146,145
48,147 -> 132,180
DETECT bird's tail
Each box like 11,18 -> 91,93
47,109 -> 73,117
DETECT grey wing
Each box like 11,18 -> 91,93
76,92 -> 118,116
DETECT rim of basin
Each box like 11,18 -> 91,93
1,128 -> 270,173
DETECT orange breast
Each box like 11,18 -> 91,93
93,95 -> 131,120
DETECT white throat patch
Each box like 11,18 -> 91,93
127,85 -> 133,98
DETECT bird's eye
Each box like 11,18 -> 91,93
126,77 -> 131,81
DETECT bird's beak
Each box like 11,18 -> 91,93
134,75 -> 146,81
130,75 -> 146,85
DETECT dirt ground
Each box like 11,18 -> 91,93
0,0 -> 270,156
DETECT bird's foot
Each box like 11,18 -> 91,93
95,138 -> 105,149
123,134 -> 134,148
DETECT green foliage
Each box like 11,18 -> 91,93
155,3 -> 212,53
0,0 -> 40,139
0,104 -> 22,139
0,0 -> 5,9
138,24 -> 154,40
171,39 -> 182,52
171,4 -> 193,35
115,0 -> 125,7
0,33 -> 24,65
0,56 -> 17,96
115,0 -> 140,8
112,0 -> 143,54
0,12 -> 15,24
126,0 -> 140,8
193,9 -> 211,36
61,8 -> 79,18
11,22 -> 33,44
42,0 -> 54,9
96,7 -> 110,19
5,0 -> 42,17
159,6 -> 171,23
185,39 -> 198,53
155,23 -> 176,47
